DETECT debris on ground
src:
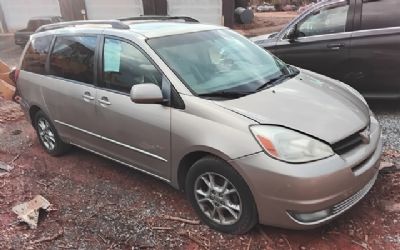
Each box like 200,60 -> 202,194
0,59 -> 13,85
178,230 -> 210,248
30,227 -> 64,245
380,161 -> 394,170
0,100 -> 24,123
0,161 -> 13,171
0,80 -> 15,100
0,59 -> 15,101
12,195 -> 51,229
162,215 -> 200,225
380,200 -> 400,213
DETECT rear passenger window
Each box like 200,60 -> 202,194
21,36 -> 52,75
361,0 -> 400,30
102,38 -> 162,93
49,36 -> 97,84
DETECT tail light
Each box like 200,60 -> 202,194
9,68 -> 20,84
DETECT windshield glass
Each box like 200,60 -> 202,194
147,29 -> 291,96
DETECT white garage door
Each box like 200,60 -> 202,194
85,0 -> 143,20
1,0 -> 61,31
167,0 -> 222,25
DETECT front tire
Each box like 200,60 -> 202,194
185,156 -> 258,234
34,111 -> 70,156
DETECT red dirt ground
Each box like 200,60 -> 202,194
0,98 -> 399,249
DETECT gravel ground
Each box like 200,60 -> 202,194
369,101 -> 400,150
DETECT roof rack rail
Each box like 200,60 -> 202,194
119,15 -> 199,23
36,20 -> 130,32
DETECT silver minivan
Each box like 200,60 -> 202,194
16,19 -> 382,234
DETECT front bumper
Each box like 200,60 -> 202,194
231,115 -> 382,229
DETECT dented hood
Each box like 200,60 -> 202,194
216,70 -> 370,144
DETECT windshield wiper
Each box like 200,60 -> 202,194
256,70 -> 299,92
198,90 -> 253,98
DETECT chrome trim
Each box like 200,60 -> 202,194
350,26 -> 400,38
70,142 -> 170,183
55,120 -> 168,162
280,31 -> 352,42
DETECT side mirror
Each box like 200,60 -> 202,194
130,83 -> 164,104
286,25 -> 298,42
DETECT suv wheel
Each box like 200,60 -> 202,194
185,156 -> 258,234
34,111 -> 70,156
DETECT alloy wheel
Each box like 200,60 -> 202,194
37,117 -> 56,151
194,172 -> 242,225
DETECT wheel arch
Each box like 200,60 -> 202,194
29,105 -> 42,127
176,148 -> 233,191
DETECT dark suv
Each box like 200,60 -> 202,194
251,0 -> 400,99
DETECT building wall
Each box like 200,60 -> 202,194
167,0 -> 223,25
0,0 -> 227,32
85,0 -> 143,20
0,0 -> 61,31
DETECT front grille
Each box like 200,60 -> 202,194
332,129 -> 365,155
331,174 -> 377,215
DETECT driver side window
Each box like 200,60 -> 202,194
102,38 -> 162,93
295,3 -> 349,38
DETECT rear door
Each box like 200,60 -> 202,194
349,0 -> 400,97
44,34 -> 101,149
94,36 -> 171,180
271,0 -> 354,80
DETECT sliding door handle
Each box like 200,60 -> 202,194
99,97 -> 111,106
83,92 -> 95,101
327,43 -> 345,50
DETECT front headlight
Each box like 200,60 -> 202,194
250,125 -> 334,163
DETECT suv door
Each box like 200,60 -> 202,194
95,36 -> 171,180
271,0 -> 354,80
349,0 -> 400,97
45,35 -> 100,149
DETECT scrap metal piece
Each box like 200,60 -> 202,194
12,195 -> 51,229
0,161 -> 13,172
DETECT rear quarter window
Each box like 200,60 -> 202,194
21,36 -> 53,75
361,0 -> 400,30
49,36 -> 97,84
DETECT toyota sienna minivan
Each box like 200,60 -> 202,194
16,18 -> 382,234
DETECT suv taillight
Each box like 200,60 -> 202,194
9,68 -> 19,84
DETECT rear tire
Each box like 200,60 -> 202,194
185,156 -> 258,234
34,111 -> 70,156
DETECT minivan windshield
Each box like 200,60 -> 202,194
148,29 -> 296,97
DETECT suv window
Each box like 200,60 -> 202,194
102,38 -> 162,93
295,3 -> 349,38
361,0 -> 400,30
21,36 -> 53,74
49,36 -> 97,84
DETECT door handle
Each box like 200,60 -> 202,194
327,43 -> 345,50
83,91 -> 94,101
99,97 -> 111,106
